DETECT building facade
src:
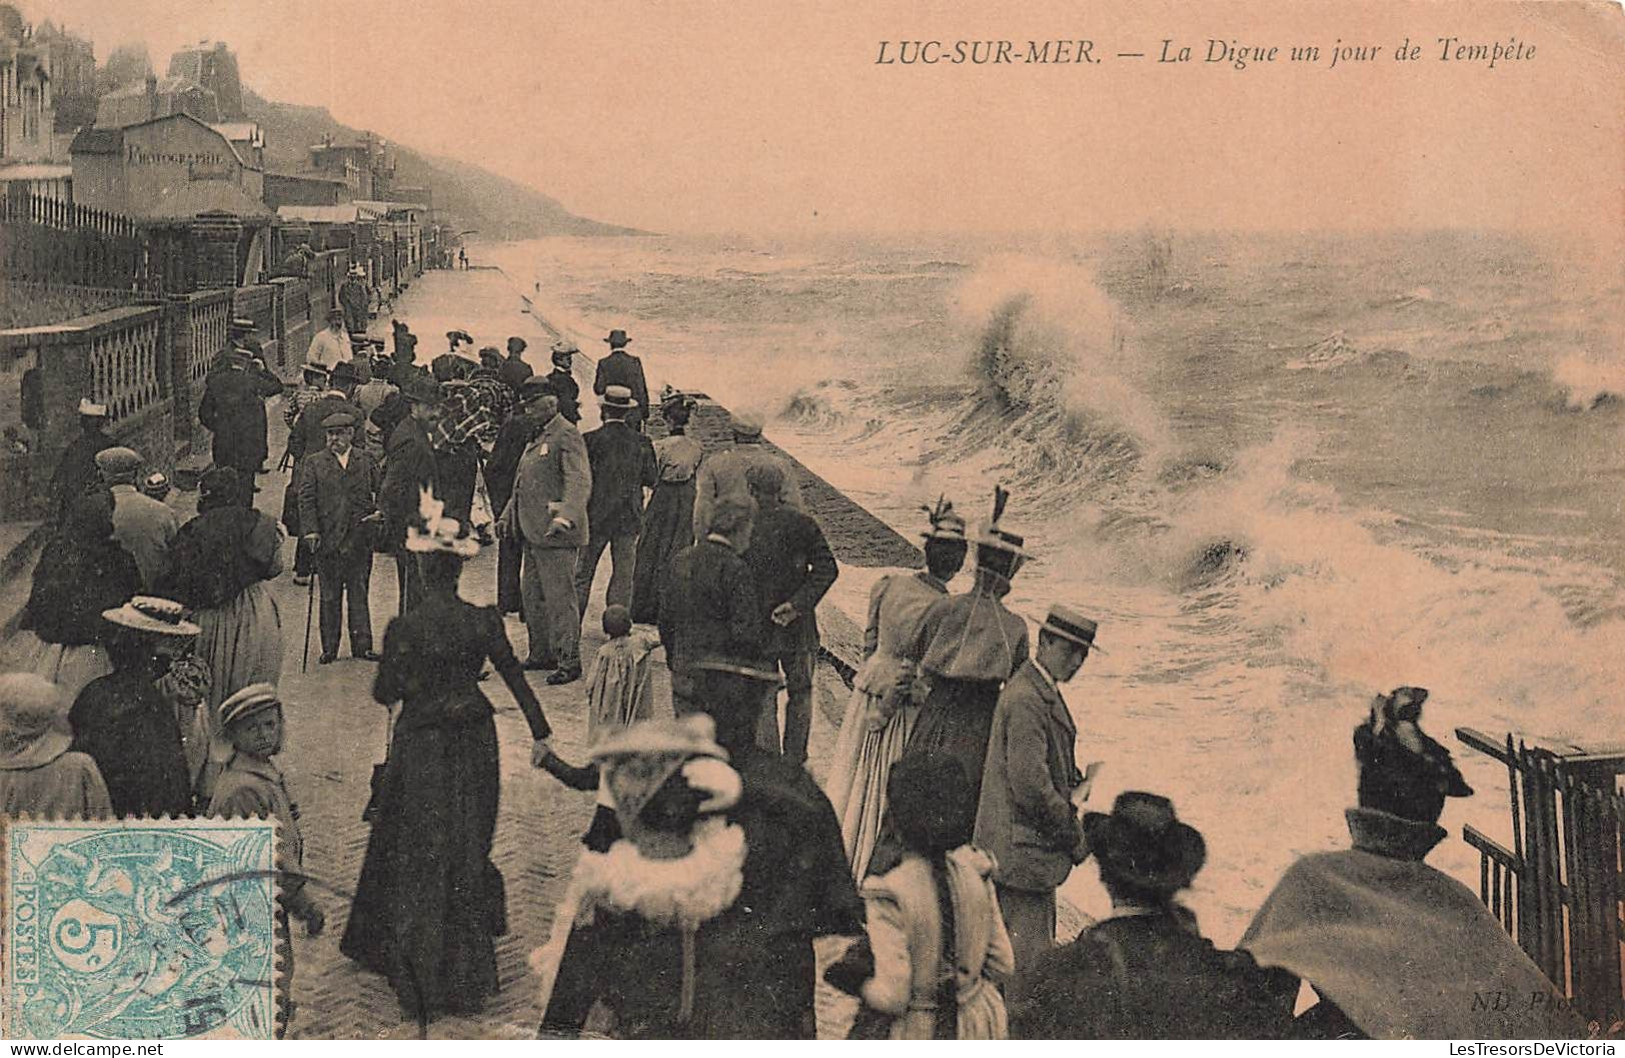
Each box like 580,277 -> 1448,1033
70,112 -> 263,217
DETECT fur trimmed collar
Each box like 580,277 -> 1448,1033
571,816 -> 747,928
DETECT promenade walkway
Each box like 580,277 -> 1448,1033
268,269 -> 857,1038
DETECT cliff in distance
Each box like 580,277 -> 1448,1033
244,87 -> 647,239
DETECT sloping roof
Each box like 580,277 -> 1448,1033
70,126 -> 123,155
210,121 -> 262,146
131,181 -> 272,221
277,204 -> 360,224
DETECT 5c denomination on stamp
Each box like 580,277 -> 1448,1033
3,818 -> 278,1040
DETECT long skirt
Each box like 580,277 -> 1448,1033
0,632 -> 113,701
341,710 -> 505,1020
824,687 -> 918,883
904,677 -> 1004,808
194,581 -> 283,800
628,479 -> 696,626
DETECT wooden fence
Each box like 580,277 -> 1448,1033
1458,728 -> 1624,1027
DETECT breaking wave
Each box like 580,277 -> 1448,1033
1552,352 -> 1625,410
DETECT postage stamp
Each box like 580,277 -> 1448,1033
3,819 -> 279,1040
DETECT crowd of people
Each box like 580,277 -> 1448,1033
0,295 -> 1588,1042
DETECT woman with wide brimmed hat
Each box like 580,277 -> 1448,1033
341,489 -> 554,1024
628,390 -> 706,626
1009,792 -> 1297,1039
0,673 -> 113,818
68,597 -> 197,817
903,487 -> 1031,809
159,466 -> 285,799
824,496 -> 969,882
1,487 -> 139,700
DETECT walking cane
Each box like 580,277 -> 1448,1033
301,570 -> 317,673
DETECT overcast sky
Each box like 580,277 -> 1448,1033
21,0 -> 1625,238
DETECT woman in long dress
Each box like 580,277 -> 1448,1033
824,499 -> 967,882
1,488 -> 138,699
628,393 -> 704,626
340,503 -> 552,1023
903,491 -> 1030,810
160,467 -> 284,796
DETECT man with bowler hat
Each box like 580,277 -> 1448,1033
379,375 -> 442,614
299,412 -> 382,663
498,335 -> 534,392
199,345 -> 281,482
593,329 -> 650,431
1009,792 -> 1294,1039
974,604 -> 1099,974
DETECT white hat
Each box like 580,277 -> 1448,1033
102,596 -> 200,637
730,410 -> 765,437
218,683 -> 280,729
78,398 -> 109,418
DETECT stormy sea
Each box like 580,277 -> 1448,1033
488,230 -> 1625,944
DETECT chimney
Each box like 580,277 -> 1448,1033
145,73 -> 157,119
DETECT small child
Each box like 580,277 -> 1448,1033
207,683 -> 324,1029
537,605 -> 661,849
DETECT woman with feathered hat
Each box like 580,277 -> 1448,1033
1240,688 -> 1585,1039
902,486 -> 1030,808
341,490 -> 553,1024
825,496 -> 968,882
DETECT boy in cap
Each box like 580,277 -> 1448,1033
975,604 -> 1100,974
98,445 -> 180,590
208,682 -> 325,1027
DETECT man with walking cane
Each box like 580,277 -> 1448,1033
300,412 -> 383,664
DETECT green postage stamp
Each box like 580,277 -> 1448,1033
3,818 -> 279,1040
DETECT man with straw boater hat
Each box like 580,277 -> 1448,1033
48,396 -> 113,525
904,486 -> 1030,809
575,384 -> 657,622
69,596 -> 198,817
975,604 -> 1102,975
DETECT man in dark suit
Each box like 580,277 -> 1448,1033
49,398 -> 113,525
742,462 -> 836,766
497,335 -> 534,392
593,329 -> 650,431
575,385 -> 658,620
542,341 -> 582,423
299,412 -> 382,663
973,605 -> 1098,974
485,377 -> 550,615
198,346 -> 282,481
658,496 -> 765,717
285,360 -> 365,581
379,375 -> 442,615
500,392 -> 591,684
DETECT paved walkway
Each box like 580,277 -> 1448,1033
261,270 -> 858,1038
